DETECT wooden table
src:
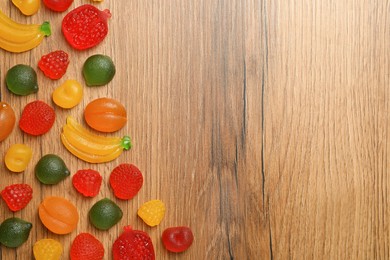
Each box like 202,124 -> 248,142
0,1 -> 389,259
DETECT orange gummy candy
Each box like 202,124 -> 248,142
84,98 -> 127,133
39,196 -> 79,235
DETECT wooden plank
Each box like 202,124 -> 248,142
0,0 -> 265,259
264,0 -> 390,259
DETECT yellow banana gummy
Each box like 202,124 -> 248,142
0,9 -> 50,53
60,116 -> 132,163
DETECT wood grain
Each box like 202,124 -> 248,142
0,0 -> 264,259
264,0 -> 390,259
1,0 -> 388,259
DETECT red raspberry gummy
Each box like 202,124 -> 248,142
1,184 -> 33,212
38,50 -> 70,80
72,169 -> 102,197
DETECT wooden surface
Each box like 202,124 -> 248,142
0,0 -> 389,259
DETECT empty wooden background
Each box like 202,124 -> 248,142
0,0 -> 389,259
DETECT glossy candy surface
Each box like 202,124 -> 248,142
84,98 -> 127,132
53,80 -> 83,109
72,169 -> 102,197
62,5 -> 111,50
112,226 -> 155,260
82,54 -> 116,86
6,64 -> 38,96
162,226 -> 194,253
35,154 -> 70,185
0,102 -> 16,142
38,50 -> 70,80
0,218 -> 32,248
0,10 -> 51,53
43,0 -> 73,12
109,164 -> 143,200
89,198 -> 122,230
33,239 -> 63,260
19,100 -> 55,136
137,200 -> 166,227
12,0 -> 40,16
70,233 -> 104,260
61,116 -> 132,163
5,144 -> 32,172
38,196 -> 79,234
1,184 -> 33,212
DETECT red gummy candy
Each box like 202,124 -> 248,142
38,50 -> 70,80
43,0 -> 73,12
72,169 -> 102,197
62,4 -> 111,50
162,226 -> 194,253
112,226 -> 155,260
109,164 -> 143,200
1,184 -> 33,212
19,100 -> 55,136
70,233 -> 104,260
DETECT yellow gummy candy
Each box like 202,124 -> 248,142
12,0 -> 40,16
137,200 -> 166,227
5,144 -> 32,172
33,239 -> 63,260
52,80 -> 83,109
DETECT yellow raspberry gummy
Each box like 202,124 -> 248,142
33,239 -> 63,260
137,199 -> 166,227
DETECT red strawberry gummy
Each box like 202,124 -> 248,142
1,184 -> 33,212
109,164 -> 143,200
70,233 -> 104,260
19,100 -> 55,136
38,50 -> 70,80
72,169 -> 102,197
62,4 -> 111,50
113,226 -> 155,260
